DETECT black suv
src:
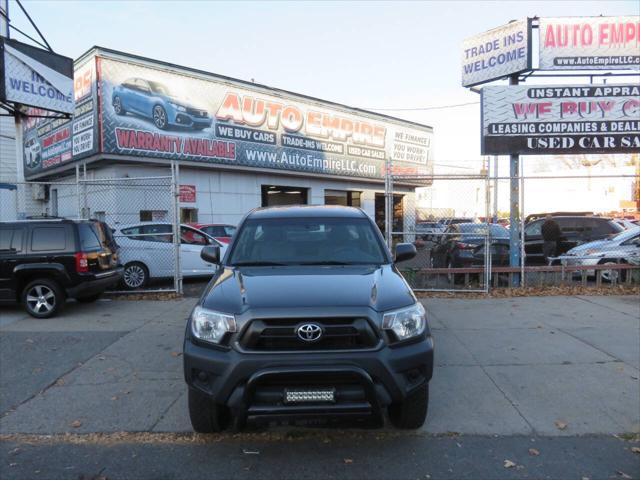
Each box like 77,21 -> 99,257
524,215 -> 623,264
0,219 -> 123,318
183,206 -> 434,432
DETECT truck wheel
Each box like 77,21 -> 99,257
188,387 -> 231,433
388,383 -> 429,429
22,278 -> 65,319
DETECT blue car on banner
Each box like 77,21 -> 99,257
111,78 -> 212,131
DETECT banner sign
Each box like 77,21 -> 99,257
539,16 -> 640,70
481,84 -> 640,155
0,37 -> 74,114
22,58 -> 98,174
461,19 -> 531,87
98,57 -> 433,180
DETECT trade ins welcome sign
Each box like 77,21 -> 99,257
461,19 -> 531,87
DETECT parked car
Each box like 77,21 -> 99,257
613,219 -> 638,230
439,217 -> 476,227
414,222 -> 445,242
524,216 -> 623,265
183,205 -> 433,432
560,226 -> 640,282
189,223 -> 236,244
430,223 -> 510,271
0,219 -> 122,318
112,78 -> 212,131
113,222 -> 226,289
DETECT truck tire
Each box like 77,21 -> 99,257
388,383 -> 429,429
188,388 -> 231,433
22,278 -> 65,319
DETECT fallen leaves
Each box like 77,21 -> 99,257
503,459 -> 517,468
554,420 -> 568,430
528,448 -> 540,456
70,420 -> 82,428
170,352 -> 182,358
344,458 -> 354,464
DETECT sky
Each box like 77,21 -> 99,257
5,0 -> 640,214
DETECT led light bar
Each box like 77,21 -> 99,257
284,388 -> 335,404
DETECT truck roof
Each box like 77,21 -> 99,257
248,205 -> 368,220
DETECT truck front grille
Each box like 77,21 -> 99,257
239,317 -> 379,351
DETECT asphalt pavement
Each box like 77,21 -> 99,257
0,294 -> 638,479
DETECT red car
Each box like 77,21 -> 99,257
190,223 -> 237,244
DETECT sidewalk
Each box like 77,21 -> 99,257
0,295 -> 638,436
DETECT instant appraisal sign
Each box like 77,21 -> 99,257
481,84 -> 640,155
98,56 -> 433,180
539,16 -> 640,70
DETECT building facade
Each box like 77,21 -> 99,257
19,47 -> 434,231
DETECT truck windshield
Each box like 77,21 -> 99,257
229,217 -> 387,266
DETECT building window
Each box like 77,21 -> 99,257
325,190 -> 361,208
180,208 -> 198,223
261,185 -> 308,207
140,210 -> 168,221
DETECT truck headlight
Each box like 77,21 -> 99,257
169,102 -> 187,112
190,306 -> 236,344
382,303 -> 426,341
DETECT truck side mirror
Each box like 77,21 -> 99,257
394,243 -> 417,263
200,245 -> 220,264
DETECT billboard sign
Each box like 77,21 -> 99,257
481,84 -> 640,155
0,37 -> 74,114
539,16 -> 640,70
22,58 -> 98,174
98,57 -> 433,180
461,19 -> 531,87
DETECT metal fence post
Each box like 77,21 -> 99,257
384,156 -> 393,248
75,165 -> 81,219
485,164 -> 491,292
171,162 -> 183,295
520,169 -> 526,287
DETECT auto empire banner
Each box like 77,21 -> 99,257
461,19 -> 531,87
22,58 -> 98,175
98,57 -> 433,180
481,84 -> 640,155
539,16 -> 640,70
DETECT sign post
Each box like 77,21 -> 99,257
508,75 -> 521,286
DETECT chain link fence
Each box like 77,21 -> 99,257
386,164 -> 640,292
12,167 -> 182,293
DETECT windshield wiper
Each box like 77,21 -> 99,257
231,261 -> 288,266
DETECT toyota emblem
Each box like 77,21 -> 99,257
297,323 -> 323,342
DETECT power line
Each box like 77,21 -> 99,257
367,101 -> 480,112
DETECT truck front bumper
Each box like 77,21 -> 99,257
183,335 -> 434,424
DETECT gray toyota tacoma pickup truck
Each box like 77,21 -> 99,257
183,205 -> 434,431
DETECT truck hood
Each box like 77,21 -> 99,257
200,264 -> 416,314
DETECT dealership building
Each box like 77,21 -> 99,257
17,47 -> 433,231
